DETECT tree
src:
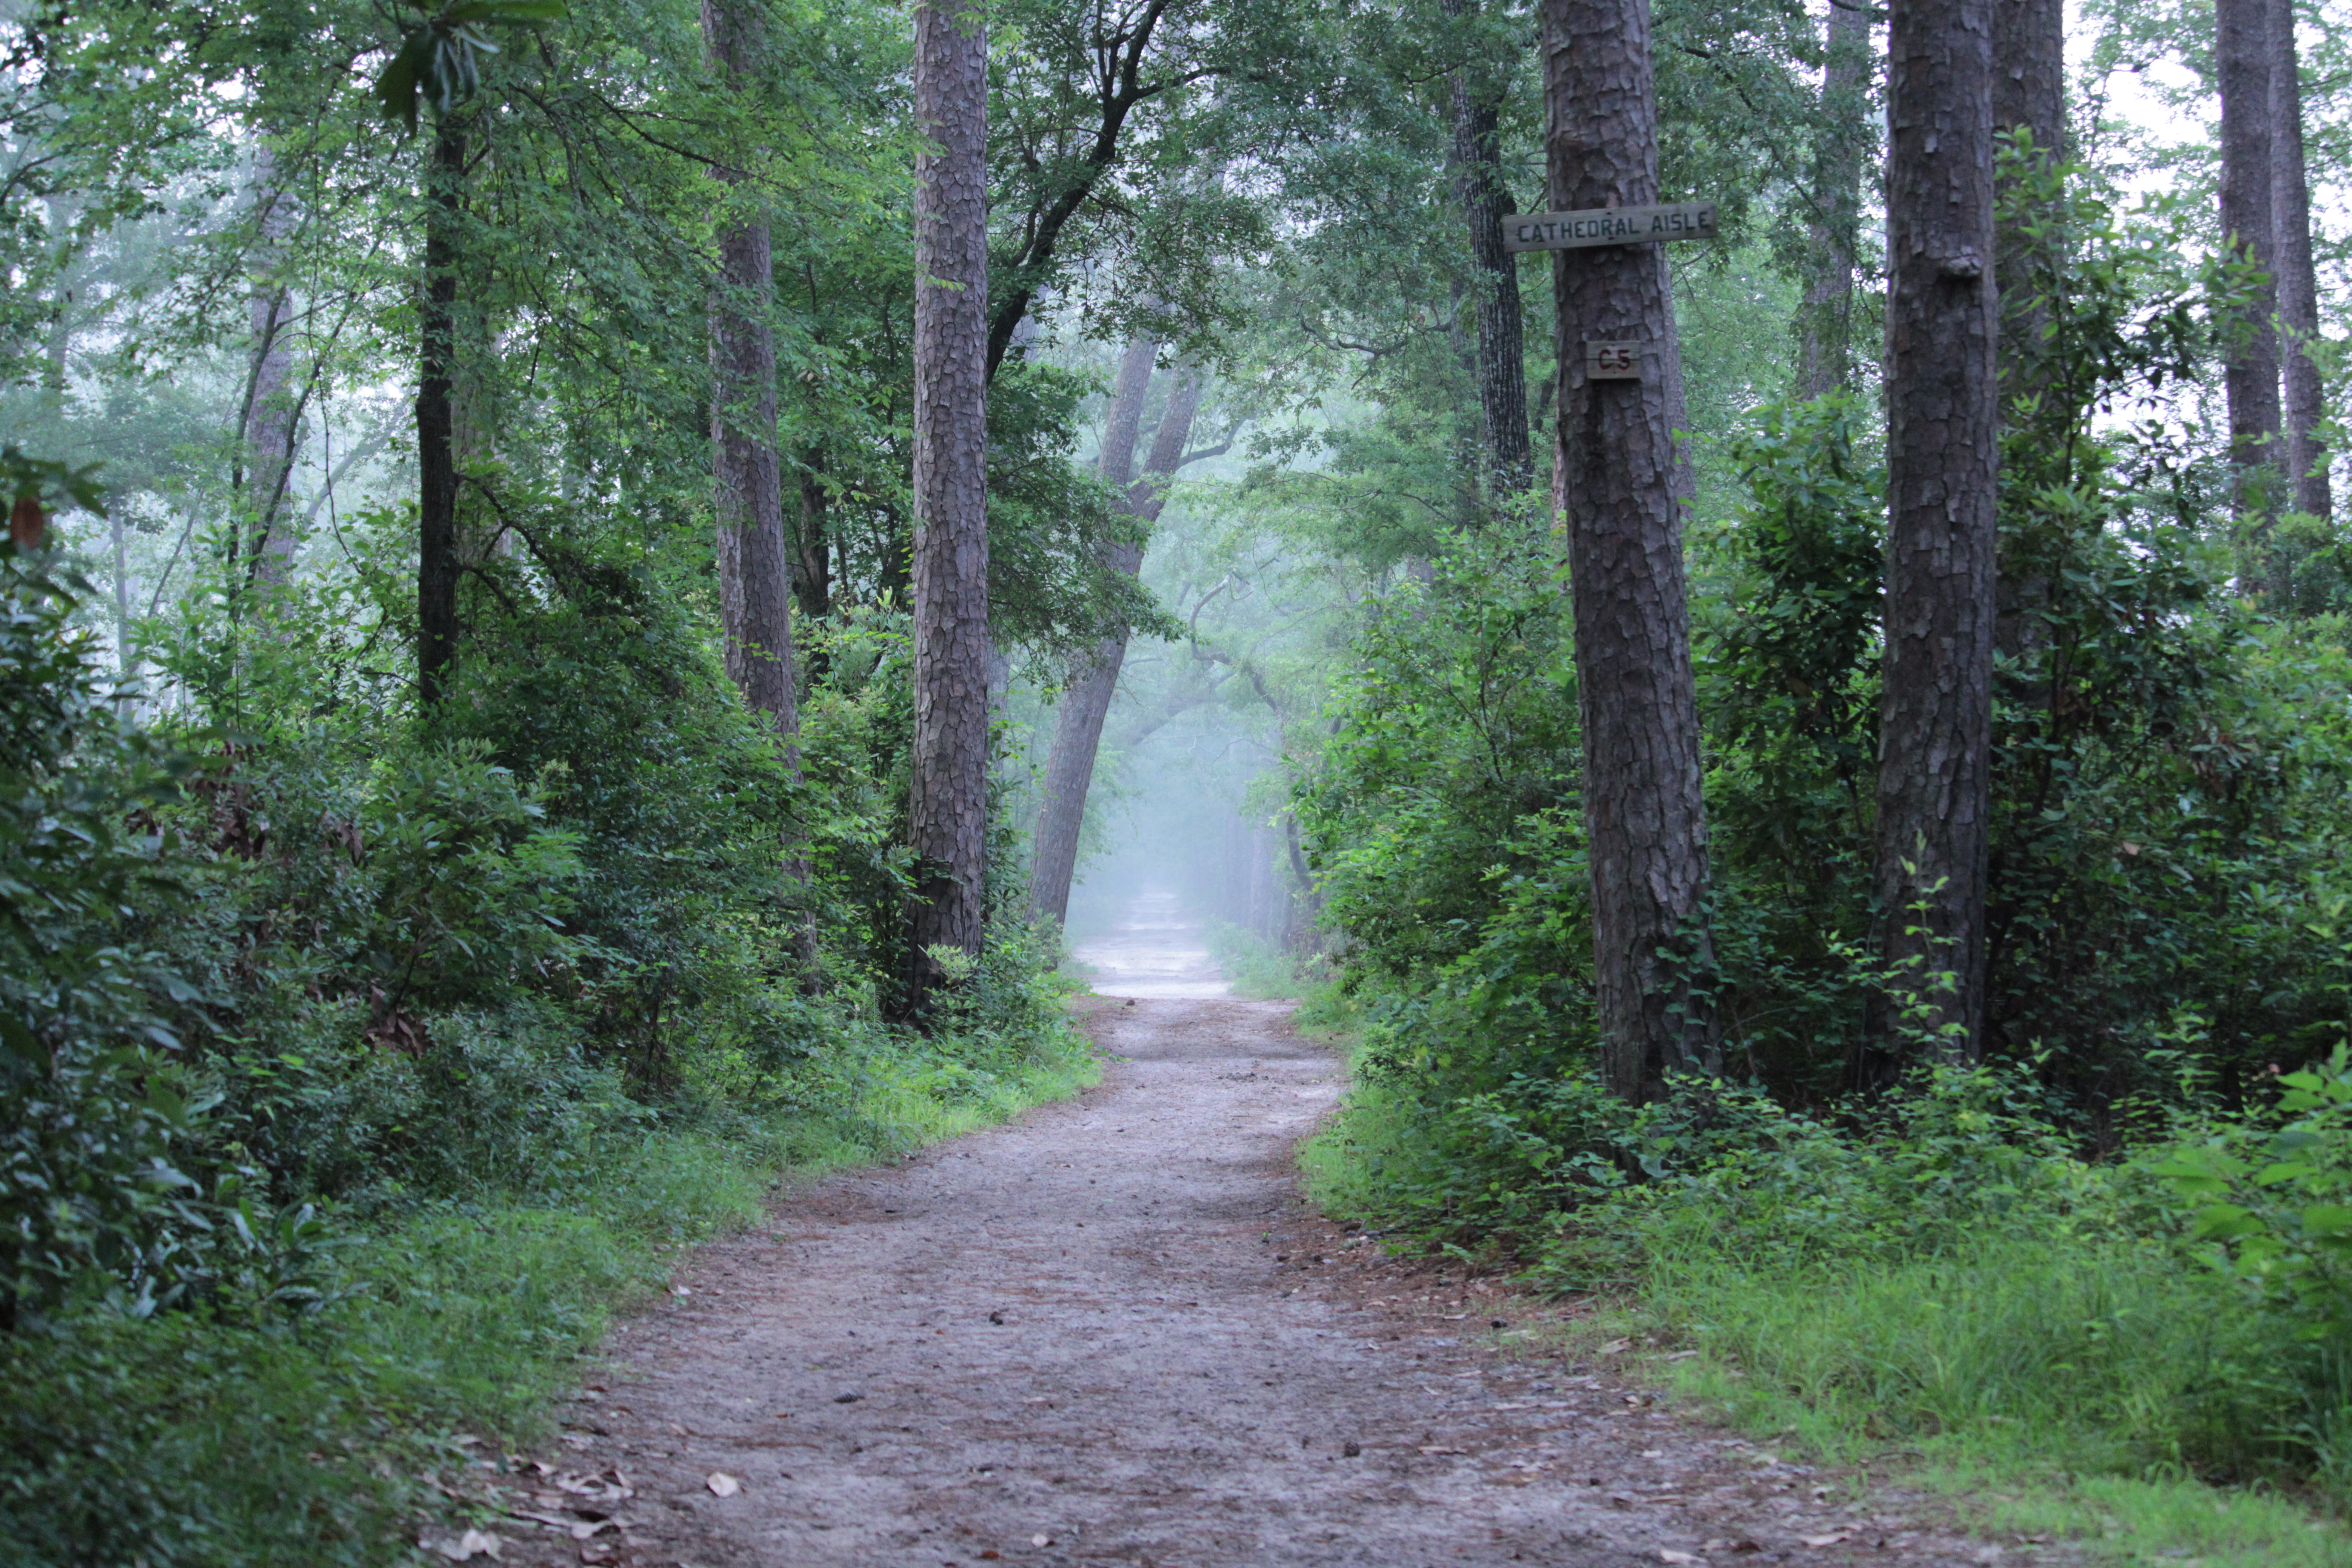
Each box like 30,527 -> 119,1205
1797,0 -> 1873,401
702,0 -> 800,751
2270,0 -> 2329,530
908,0 -> 991,997
1029,341 -> 1207,926
1543,0 -> 1719,1103
1443,0 -> 1533,500
1865,0 -> 1998,1077
2215,0 -> 2283,562
416,111 -> 465,706
240,145 -> 300,598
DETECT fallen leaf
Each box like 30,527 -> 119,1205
706,1472 -> 742,1497
1031,1535 -> 1054,1547
569,1519 -> 618,1540
978,1553 -> 1001,1561
1802,1532 -> 1853,1547
579,1545 -> 619,1566
1660,1553 -> 1702,1565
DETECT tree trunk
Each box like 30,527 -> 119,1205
795,451 -> 833,622
1798,0 -> 1873,401
1029,346 -> 1208,927
2217,0 -> 2284,564
907,0 -> 992,998
417,117 -> 465,708
1865,0 -> 1999,1077
245,149 -> 301,598
704,0 -> 802,753
2271,0 -> 2330,527
1991,0 -> 2064,664
1543,0 -> 1720,1104
1445,0 -> 1534,500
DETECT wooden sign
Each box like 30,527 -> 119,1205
1586,341 -> 1641,380
1503,201 -> 1720,253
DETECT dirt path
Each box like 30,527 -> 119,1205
482,987 -> 2022,1568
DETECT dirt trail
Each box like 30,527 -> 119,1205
488,910 -> 2016,1568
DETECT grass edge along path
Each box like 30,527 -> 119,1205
1296,1041 -> 2352,1568
0,1024 -> 1102,1568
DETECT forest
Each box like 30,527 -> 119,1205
9,0 -> 2352,1555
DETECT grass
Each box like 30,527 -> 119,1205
0,1031 -> 1100,1568
1298,1049 -> 2352,1568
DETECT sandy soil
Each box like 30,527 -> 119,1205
471,984 -> 2039,1568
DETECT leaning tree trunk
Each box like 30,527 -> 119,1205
416,116 -> 465,708
2271,0 -> 2330,528
907,0 -> 991,1004
244,147 -> 301,599
2217,0 -> 2284,576
1863,0 -> 2000,1080
1029,347 -> 1208,927
1445,0 -> 1534,499
1543,0 -> 1719,1104
1798,0 -> 1873,401
1028,335 -> 1154,927
703,0 -> 802,753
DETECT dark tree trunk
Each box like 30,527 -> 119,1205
1543,0 -> 1719,1104
704,0 -> 802,754
2271,0 -> 2330,527
244,148 -> 301,597
416,118 -> 465,708
1029,347 -> 1207,927
1990,0 -> 2064,664
1798,0 -> 1873,401
1864,0 -> 1999,1078
1445,0 -> 1534,499
2217,0 -> 2284,561
908,0 -> 992,995
795,450 -> 833,622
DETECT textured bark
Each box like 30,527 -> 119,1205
1798,0 -> 1873,401
1866,0 -> 1999,1077
1029,347 -> 1208,927
2217,0 -> 2284,549
704,0 -> 802,754
1990,0 -> 2063,664
416,118 -> 465,708
2271,0 -> 2330,526
1445,0 -> 1534,499
244,149 -> 301,596
1543,0 -> 1719,1104
908,0 -> 992,992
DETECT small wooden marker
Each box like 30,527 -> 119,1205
1585,341 -> 1641,380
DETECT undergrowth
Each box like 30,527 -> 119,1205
0,1025 -> 1098,1568
1301,1040 -> 2352,1566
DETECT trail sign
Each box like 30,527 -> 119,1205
1586,341 -> 1641,380
1503,201 -> 1719,253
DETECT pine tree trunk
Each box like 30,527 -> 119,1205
245,149 -> 300,598
704,0 -> 802,753
1991,0 -> 2064,664
2271,0 -> 2330,526
2218,0 -> 2284,564
907,0 -> 992,996
1798,0 -> 1873,401
795,451 -> 833,621
417,118 -> 465,708
1029,348 -> 1207,927
1445,0 -> 1534,498
1543,0 -> 1719,1103
1865,0 -> 1999,1078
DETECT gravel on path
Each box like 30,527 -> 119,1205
481,997 -> 2036,1568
